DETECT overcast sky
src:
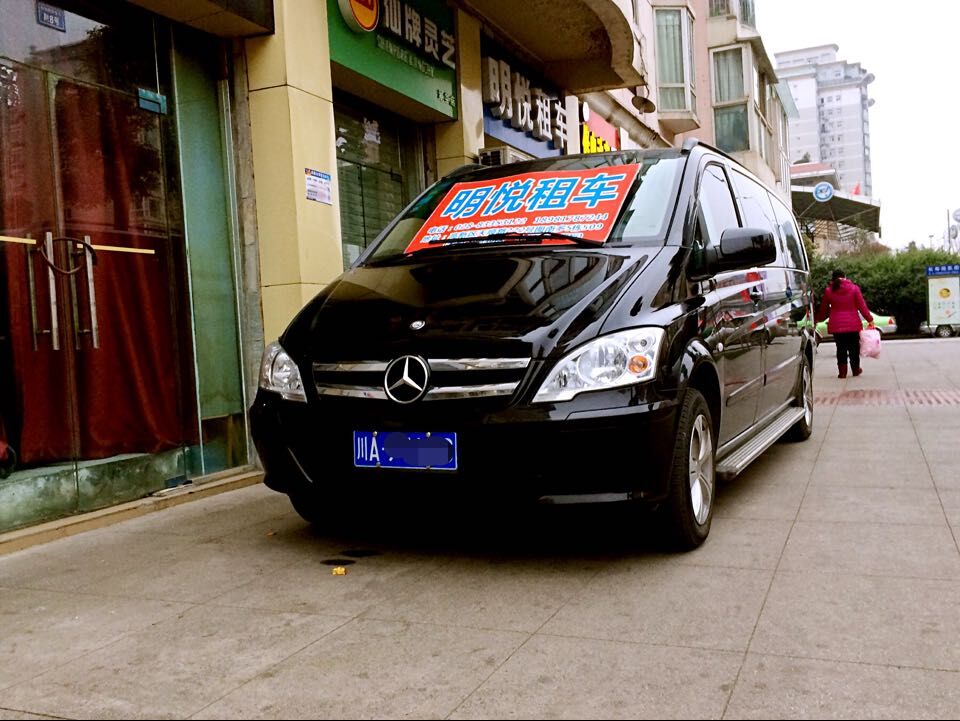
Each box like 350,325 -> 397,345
755,0 -> 960,250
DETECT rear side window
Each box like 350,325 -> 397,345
770,195 -> 808,271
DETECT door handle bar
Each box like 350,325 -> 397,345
45,232 -> 59,351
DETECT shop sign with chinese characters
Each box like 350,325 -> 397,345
580,101 -> 620,154
404,165 -> 641,253
481,51 -> 568,158
329,0 -> 457,118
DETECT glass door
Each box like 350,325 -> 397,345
0,58 -> 197,530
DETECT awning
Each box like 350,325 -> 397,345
460,0 -> 644,93
791,185 -> 881,234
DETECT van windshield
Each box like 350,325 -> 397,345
361,151 -> 686,264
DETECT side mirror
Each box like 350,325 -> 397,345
689,227 -> 777,280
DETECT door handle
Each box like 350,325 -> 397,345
66,236 -> 100,349
25,234 -> 39,351
45,232 -> 60,351
83,236 -> 100,349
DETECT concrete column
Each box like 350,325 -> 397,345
434,9 -> 484,177
245,0 -> 343,343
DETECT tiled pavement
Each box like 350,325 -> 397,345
1,338 -> 959,719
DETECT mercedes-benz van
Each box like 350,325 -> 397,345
251,139 -> 814,549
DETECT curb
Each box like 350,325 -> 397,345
0,469 -> 264,557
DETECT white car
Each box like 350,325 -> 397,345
919,321 -> 960,338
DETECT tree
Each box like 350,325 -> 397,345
810,247 -> 960,332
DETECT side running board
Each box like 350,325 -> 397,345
716,407 -> 806,481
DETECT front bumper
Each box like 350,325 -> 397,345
250,385 -> 680,506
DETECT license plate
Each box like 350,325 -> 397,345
353,431 -> 457,471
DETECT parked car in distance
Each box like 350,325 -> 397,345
802,313 -> 897,342
251,139 -> 816,551
919,321 -> 960,338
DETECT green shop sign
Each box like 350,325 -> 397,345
329,0 -> 458,119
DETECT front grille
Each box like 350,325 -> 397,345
313,358 -> 531,401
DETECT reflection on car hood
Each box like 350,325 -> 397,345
281,247 -> 661,361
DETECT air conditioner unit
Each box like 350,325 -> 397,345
478,146 -> 534,167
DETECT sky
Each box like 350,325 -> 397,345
755,0 -> 960,250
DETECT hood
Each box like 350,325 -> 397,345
281,247 -> 661,362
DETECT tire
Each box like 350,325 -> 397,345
784,354 -> 813,442
661,388 -> 715,551
936,325 -> 954,339
289,489 -> 326,525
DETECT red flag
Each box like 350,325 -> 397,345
852,183 -> 861,195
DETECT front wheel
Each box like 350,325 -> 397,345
784,355 -> 813,442
661,388 -> 715,551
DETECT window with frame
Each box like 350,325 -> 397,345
770,195 -> 808,270
713,46 -> 748,152
730,170 -> 778,240
709,0 -> 729,16
655,8 -> 696,113
695,164 -> 741,248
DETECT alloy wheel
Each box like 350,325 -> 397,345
688,414 -> 714,526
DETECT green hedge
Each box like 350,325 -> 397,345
809,248 -> 960,334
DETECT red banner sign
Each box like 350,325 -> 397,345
405,165 -> 642,253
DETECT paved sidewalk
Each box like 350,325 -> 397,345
1,339 -> 959,719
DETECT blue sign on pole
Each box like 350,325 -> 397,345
926,265 -> 960,277
813,182 -> 834,203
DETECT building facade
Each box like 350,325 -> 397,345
672,0 -> 795,199
775,44 -> 875,197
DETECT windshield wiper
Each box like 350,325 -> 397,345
424,231 -> 602,249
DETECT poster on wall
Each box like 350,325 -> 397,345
305,168 -> 333,204
928,275 -> 960,325
405,165 -> 641,253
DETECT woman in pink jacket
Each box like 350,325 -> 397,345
816,269 -> 874,378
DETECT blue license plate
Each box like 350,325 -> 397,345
353,431 -> 458,471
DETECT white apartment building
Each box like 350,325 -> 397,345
774,44 -> 875,197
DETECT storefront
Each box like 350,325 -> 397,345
0,0 -> 249,531
328,0 -> 457,267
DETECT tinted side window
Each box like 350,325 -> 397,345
730,170 -> 782,262
696,164 -> 740,247
770,195 -> 808,271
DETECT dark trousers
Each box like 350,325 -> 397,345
835,331 -> 861,370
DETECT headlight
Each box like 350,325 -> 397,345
259,341 -> 307,402
533,328 -> 665,403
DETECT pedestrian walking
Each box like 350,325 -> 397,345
816,269 -> 874,378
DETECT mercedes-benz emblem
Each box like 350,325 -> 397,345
383,356 -> 430,404
410,320 -> 425,330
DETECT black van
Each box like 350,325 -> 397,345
251,139 -> 814,549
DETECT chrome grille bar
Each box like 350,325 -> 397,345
313,357 -> 530,400
314,382 -> 521,400
313,358 -> 531,373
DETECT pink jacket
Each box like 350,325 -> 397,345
816,279 -> 873,334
